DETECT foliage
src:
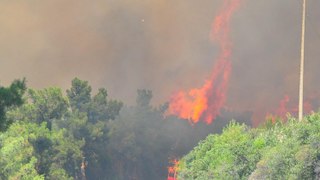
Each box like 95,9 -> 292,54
178,114 -> 320,179
104,89 -> 252,179
0,78 -> 27,131
2,78 -> 320,179
0,78 -> 253,179
106,90 -> 170,179
0,78 -> 123,179
0,121 -> 81,179
64,78 -> 123,179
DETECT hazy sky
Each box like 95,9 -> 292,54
1,0 -> 320,119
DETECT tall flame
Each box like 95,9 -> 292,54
166,0 -> 241,124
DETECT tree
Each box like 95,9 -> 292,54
106,90 -> 176,179
0,78 -> 27,131
178,113 -> 320,179
67,78 -> 92,112
136,89 -> 152,108
28,88 -> 69,130
0,121 -> 83,179
65,78 -> 123,179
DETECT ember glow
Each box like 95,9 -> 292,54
266,95 -> 315,123
166,0 -> 242,124
167,159 -> 179,180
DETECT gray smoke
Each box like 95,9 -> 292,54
0,0 -> 319,122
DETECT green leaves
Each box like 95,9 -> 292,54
178,114 -> 320,179
28,88 -> 69,129
0,78 -> 27,131
0,78 -> 123,179
0,78 -> 256,179
67,78 -> 92,112
0,122 -> 81,179
178,122 -> 258,179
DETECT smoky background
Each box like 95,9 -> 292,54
0,0 -> 320,122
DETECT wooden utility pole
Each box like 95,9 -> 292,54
299,0 -> 306,121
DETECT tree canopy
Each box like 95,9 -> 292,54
0,78 -> 257,179
177,114 -> 320,179
0,78 -> 26,131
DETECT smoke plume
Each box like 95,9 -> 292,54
1,0 -> 320,124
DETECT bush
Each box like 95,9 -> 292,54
178,113 -> 320,179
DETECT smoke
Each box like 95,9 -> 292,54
229,0 -> 320,124
1,0 -> 320,123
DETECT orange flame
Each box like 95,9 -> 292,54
266,95 -> 315,123
167,159 -> 179,180
166,0 -> 242,124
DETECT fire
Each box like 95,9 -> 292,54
275,95 -> 290,120
166,0 -> 242,124
266,95 -> 315,123
167,159 -> 179,180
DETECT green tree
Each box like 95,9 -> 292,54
106,90 -> 174,179
5,85 -> 85,179
178,113 -> 320,179
67,78 -> 92,112
0,78 -> 27,131
65,78 -> 123,179
28,88 -> 69,130
0,121 -> 83,179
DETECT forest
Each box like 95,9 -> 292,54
2,78 -> 320,180
0,78 -> 251,180
1,1 -> 319,179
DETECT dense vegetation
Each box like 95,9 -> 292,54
3,78 -> 319,179
177,114 -> 320,179
0,78 -> 250,180
2,78 -> 320,179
